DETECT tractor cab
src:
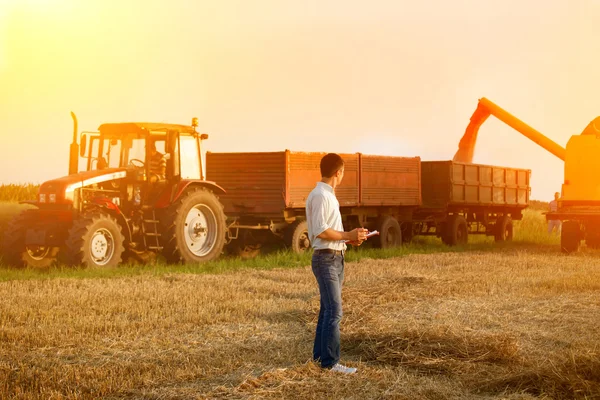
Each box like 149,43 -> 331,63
79,120 -> 208,182
73,120 -> 212,213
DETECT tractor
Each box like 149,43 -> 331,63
2,114 -> 227,267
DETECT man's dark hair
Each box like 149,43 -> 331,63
320,153 -> 345,178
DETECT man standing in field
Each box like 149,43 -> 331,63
548,192 -> 561,235
306,153 -> 368,374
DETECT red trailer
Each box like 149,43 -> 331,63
206,150 -> 421,255
413,161 -> 531,244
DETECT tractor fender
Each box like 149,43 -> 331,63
155,180 -> 226,208
88,200 -> 134,243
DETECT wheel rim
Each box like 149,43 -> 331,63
184,204 -> 217,257
89,228 -> 115,266
297,230 -> 310,252
26,246 -> 50,261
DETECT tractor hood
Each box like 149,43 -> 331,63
37,168 -> 127,204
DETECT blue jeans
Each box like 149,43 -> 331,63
312,251 -> 344,368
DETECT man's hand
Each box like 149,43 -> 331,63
348,228 -> 368,242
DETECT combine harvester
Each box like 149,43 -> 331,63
454,97 -> 600,253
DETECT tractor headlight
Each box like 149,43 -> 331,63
49,194 -> 56,203
39,194 -> 46,203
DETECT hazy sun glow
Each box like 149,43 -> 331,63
1,0 -> 599,201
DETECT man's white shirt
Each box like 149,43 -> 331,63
306,182 -> 347,251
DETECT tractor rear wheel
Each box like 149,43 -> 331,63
444,215 -> 468,246
495,216 -> 514,242
285,220 -> 311,253
66,211 -> 125,267
373,216 -> 402,249
2,210 -> 61,268
561,221 -> 581,253
160,188 -> 226,263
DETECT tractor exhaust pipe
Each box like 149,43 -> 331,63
68,111 -> 79,175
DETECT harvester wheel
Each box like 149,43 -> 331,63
66,211 -> 125,267
561,221 -> 581,253
373,216 -> 402,249
495,216 -> 513,242
285,220 -> 311,253
586,231 -> 600,249
1,210 -> 61,268
444,215 -> 468,246
160,188 -> 226,263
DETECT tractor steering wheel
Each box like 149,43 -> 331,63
129,159 -> 145,168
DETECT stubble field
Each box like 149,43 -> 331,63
0,193 -> 598,399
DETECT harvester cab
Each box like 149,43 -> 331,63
2,116 -> 227,269
454,97 -> 600,252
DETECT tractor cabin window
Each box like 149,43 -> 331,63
104,139 -> 122,169
179,135 -> 201,179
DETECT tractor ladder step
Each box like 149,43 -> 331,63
141,210 -> 162,251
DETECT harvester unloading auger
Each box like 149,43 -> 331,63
454,97 -> 600,253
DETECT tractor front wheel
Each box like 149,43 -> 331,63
2,210 -> 61,268
161,188 -> 226,263
66,211 -> 125,267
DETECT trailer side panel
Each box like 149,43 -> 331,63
206,151 -> 286,216
421,161 -> 530,209
287,152 -> 359,208
360,155 -> 421,207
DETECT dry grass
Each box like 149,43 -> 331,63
1,250 -> 599,399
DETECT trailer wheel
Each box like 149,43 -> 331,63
561,221 -> 580,253
374,216 -> 402,249
161,188 -> 227,263
495,216 -> 513,242
401,222 -> 414,243
444,215 -> 468,246
66,211 -> 125,267
285,220 -> 311,253
2,210 -> 61,268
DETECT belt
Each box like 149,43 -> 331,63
314,248 -> 344,256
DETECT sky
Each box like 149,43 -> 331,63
1,0 -> 599,200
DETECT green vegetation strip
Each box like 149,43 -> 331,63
0,200 -> 559,282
